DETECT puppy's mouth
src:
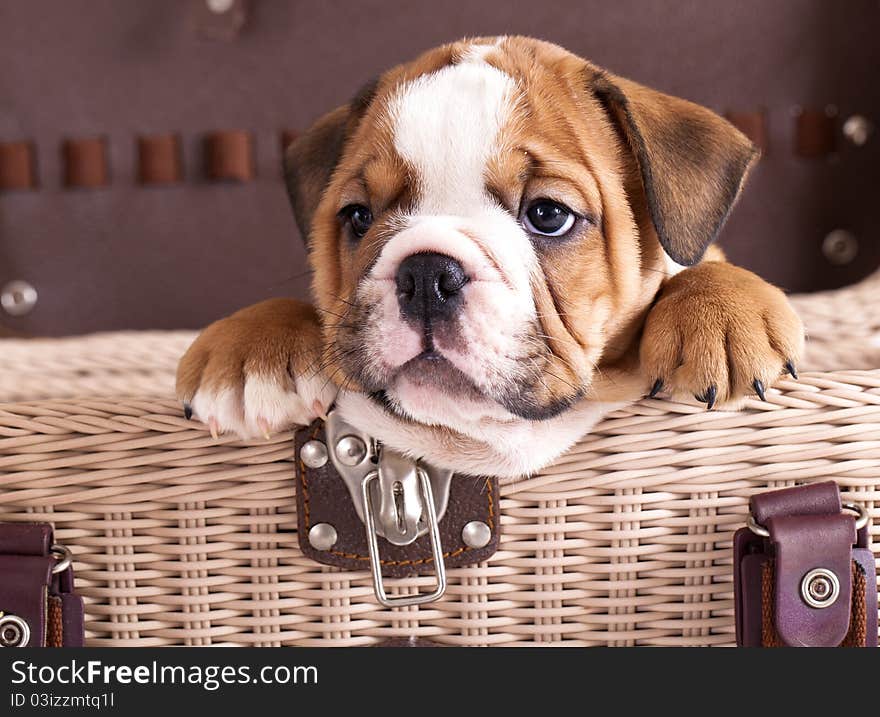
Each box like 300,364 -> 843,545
363,346 -> 501,424
394,349 -> 487,401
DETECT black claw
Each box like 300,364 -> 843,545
649,379 -> 664,398
698,385 -> 717,410
785,360 -> 798,380
753,379 -> 767,401
183,403 -> 193,420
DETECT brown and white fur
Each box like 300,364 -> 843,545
176,37 -> 804,478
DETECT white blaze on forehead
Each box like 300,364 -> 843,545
388,54 -> 516,215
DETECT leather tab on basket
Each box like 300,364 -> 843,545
725,110 -> 768,155
767,512 -> 855,646
750,480 -> 841,525
0,141 -> 38,191
734,481 -> 876,647
761,559 -> 867,647
204,130 -> 254,181
294,421 -> 499,578
137,134 -> 183,185
62,137 -> 109,188
0,523 -> 84,647
794,108 -> 837,158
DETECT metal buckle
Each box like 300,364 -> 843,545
324,409 -> 450,606
325,410 -> 454,539
362,468 -> 447,607
748,501 -> 869,537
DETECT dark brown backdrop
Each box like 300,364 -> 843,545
1,0 -> 877,336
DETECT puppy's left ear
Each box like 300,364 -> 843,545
283,80 -> 377,244
591,71 -> 758,265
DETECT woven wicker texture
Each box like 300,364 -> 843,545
0,331 -> 194,402
0,267 -> 877,404
1,371 -> 878,646
789,268 -> 880,372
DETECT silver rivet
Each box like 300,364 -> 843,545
206,0 -> 235,13
300,440 -> 328,468
1,280 -> 38,317
801,568 -> 840,609
843,114 -> 873,146
335,435 -> 367,466
308,523 -> 338,551
461,520 -> 492,549
822,229 -> 859,266
0,614 -> 31,647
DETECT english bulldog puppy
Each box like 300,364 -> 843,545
177,36 -> 804,477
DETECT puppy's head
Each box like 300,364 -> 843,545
284,36 -> 756,430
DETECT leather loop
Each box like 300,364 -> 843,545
62,137 -> 109,188
767,513 -> 855,646
736,481 -> 876,647
204,130 -> 254,181
794,108 -> 837,158
137,134 -> 183,184
0,522 -> 52,556
0,141 -> 38,190
750,480 -> 840,525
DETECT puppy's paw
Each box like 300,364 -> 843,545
640,261 -> 804,408
176,299 -> 336,439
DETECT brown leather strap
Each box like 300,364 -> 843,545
137,134 -> 183,185
62,137 -> 109,188
0,523 -> 84,647
0,140 -> 38,190
204,130 -> 254,181
295,421 -> 500,578
736,481 -> 877,647
794,108 -> 837,158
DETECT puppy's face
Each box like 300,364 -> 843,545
286,37 -> 756,431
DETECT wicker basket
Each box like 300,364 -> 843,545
0,272 -> 878,646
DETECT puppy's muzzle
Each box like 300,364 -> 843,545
395,252 -> 468,324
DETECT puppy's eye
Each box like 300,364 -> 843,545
340,204 -> 373,238
523,200 -> 576,237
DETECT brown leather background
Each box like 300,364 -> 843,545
1,0 -> 878,336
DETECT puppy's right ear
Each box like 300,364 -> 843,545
590,70 -> 758,266
283,80 -> 377,244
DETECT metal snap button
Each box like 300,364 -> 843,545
206,0 -> 235,13
843,115 -> 873,147
800,568 -> 840,609
822,230 -> 858,266
1,280 -> 37,317
0,613 -> 31,647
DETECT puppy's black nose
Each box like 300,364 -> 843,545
396,252 -> 468,323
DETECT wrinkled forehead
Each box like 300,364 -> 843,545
335,38 -> 600,214
385,43 -> 517,214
